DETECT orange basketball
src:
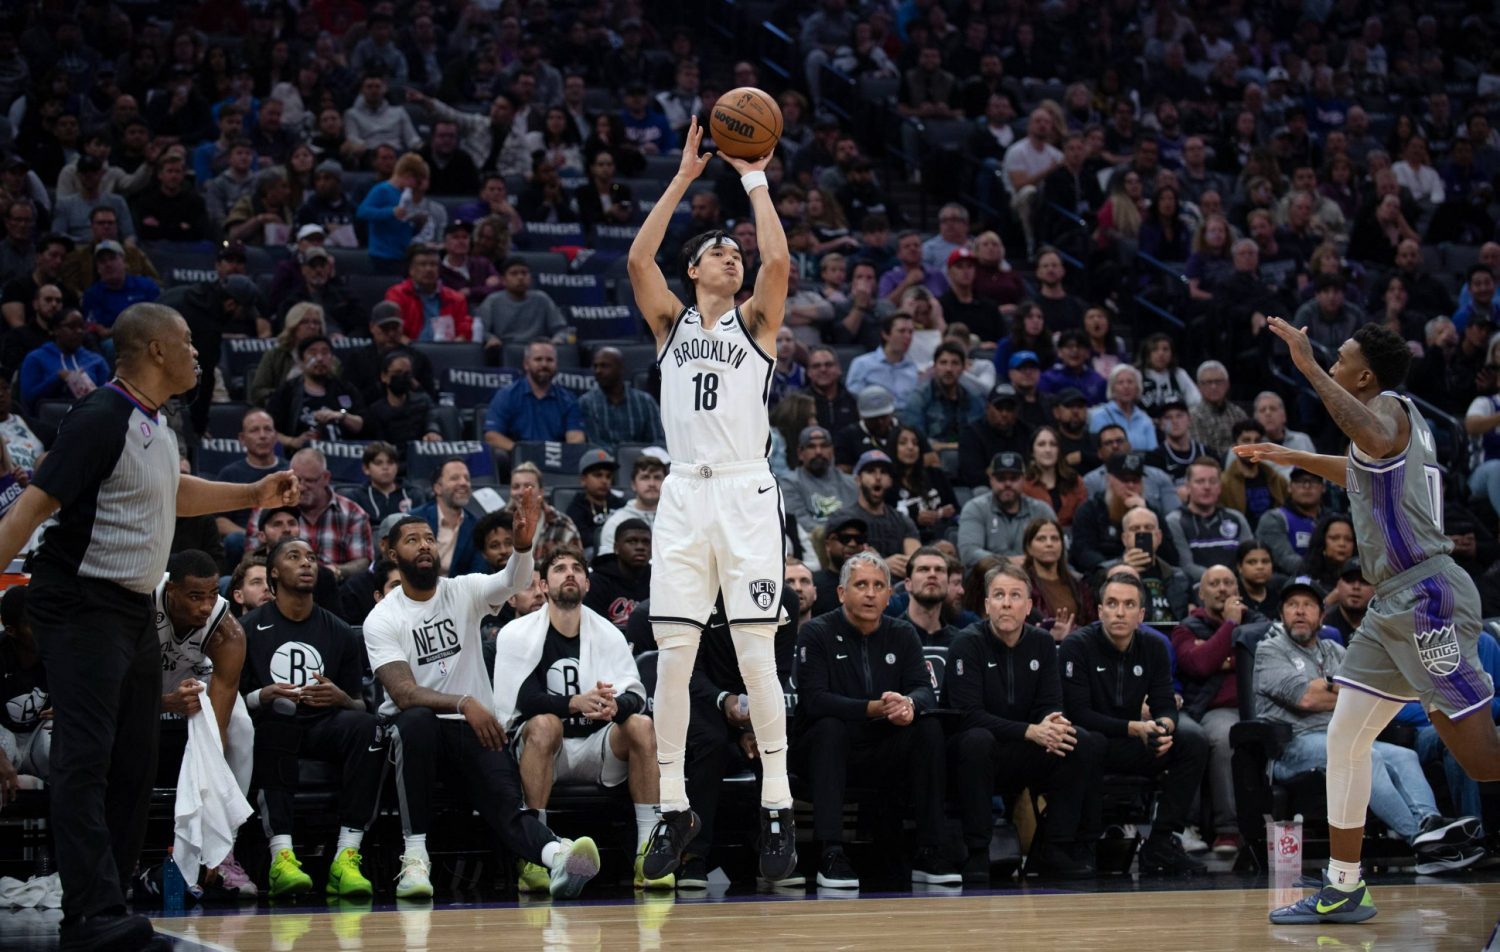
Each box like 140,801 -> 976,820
709,87 -> 783,160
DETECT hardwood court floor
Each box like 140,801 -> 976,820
125,882 -> 1500,952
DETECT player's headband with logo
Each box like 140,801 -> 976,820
689,234 -> 741,267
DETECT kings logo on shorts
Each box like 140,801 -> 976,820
749,579 -> 776,611
1415,624 -> 1461,675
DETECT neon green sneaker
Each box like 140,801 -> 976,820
548,837 -> 600,900
634,843 -> 676,890
326,847 -> 373,898
516,858 -> 551,893
1269,881 -> 1378,924
268,848 -> 314,899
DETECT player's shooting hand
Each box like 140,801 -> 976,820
254,471 -> 301,509
1266,316 -> 1317,371
163,679 -> 205,716
718,148 -> 775,175
675,115 -> 713,181
300,673 -> 350,708
510,485 -> 541,551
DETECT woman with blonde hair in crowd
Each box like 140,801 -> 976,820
806,186 -> 858,256
971,230 -> 1025,313
249,302 -> 330,405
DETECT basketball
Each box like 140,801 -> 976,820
709,87 -> 783,160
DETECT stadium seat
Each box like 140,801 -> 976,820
513,221 -> 586,251
195,436 -> 244,476
429,404 -> 463,441
34,399 -> 72,432
510,250 -> 570,274
410,341 -> 487,379
501,342 -> 581,369
219,338 -> 278,398
550,486 -> 580,515
330,247 -> 376,276
590,223 -> 637,254
309,439 -> 370,483
407,438 -> 495,482
510,440 -> 601,488
568,304 -> 643,341
207,401 -> 251,438
348,274 -> 397,316
149,244 -> 219,286
534,271 -> 606,308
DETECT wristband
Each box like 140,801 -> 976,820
457,694 -> 471,715
741,170 -> 768,194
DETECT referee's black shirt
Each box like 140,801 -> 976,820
31,383 -> 180,593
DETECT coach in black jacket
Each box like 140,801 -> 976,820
947,564 -> 1105,883
1059,572 -> 1209,875
793,551 -> 957,887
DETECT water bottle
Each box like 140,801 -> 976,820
736,694 -> 750,719
162,848 -> 186,914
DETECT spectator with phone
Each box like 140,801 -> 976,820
1119,506 -> 1190,624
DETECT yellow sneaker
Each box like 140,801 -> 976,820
268,848 -> 314,899
517,858 -> 551,893
326,847 -> 373,898
634,844 -> 676,890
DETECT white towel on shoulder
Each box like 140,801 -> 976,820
491,606 -> 644,734
172,682 -> 253,885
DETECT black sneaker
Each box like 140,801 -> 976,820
816,845 -> 859,889
758,807 -> 799,883
1031,843 -> 1096,880
961,849 -> 991,885
676,855 -> 709,891
1415,839 -> 1488,875
1413,815 -> 1483,847
911,846 -> 962,885
59,912 -> 155,952
642,809 -> 700,881
1138,833 -> 1207,875
132,865 -> 163,906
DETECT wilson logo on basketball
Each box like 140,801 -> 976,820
714,109 -> 755,138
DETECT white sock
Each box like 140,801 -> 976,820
336,827 -> 363,853
1327,858 -> 1362,891
541,840 -> 562,869
636,804 -> 661,851
403,834 -> 428,864
269,834 -> 293,861
535,808 -> 547,828
730,624 -> 794,810
652,633 -> 700,811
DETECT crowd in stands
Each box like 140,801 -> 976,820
3,0 -> 1500,895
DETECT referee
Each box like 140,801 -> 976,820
0,303 -> 299,952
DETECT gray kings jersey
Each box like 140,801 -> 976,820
656,306 -> 773,465
155,575 -> 232,692
1345,393 -> 1453,587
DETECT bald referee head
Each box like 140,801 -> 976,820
112,302 -> 201,400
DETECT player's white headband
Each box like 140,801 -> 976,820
689,235 -> 741,267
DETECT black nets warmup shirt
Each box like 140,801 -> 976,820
31,383 -> 180,593
240,601 -> 366,723
514,624 -> 644,738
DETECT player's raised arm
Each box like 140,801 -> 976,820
723,150 -> 788,341
1267,317 -> 1407,459
628,116 -> 712,341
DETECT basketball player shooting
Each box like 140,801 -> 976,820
1236,320 -> 1500,924
626,115 -> 797,884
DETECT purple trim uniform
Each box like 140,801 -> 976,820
1335,393 -> 1494,719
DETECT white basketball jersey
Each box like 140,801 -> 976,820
154,575 -> 232,692
656,306 -> 773,465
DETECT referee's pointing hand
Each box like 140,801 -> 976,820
254,472 -> 301,509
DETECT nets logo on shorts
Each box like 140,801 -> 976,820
1416,625 -> 1461,675
749,579 -> 776,611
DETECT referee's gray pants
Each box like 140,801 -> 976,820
28,568 -> 157,924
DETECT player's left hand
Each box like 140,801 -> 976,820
300,673 -> 350,708
675,115 -> 713,181
254,471 -> 300,509
718,149 -> 775,175
510,485 -> 541,551
1266,316 -> 1317,371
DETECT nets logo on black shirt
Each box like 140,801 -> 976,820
271,641 -> 326,687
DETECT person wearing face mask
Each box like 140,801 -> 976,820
361,349 -> 444,447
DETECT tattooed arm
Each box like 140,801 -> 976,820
1266,317 -> 1409,460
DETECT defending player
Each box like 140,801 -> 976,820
626,115 -> 797,882
1237,321 -> 1499,924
